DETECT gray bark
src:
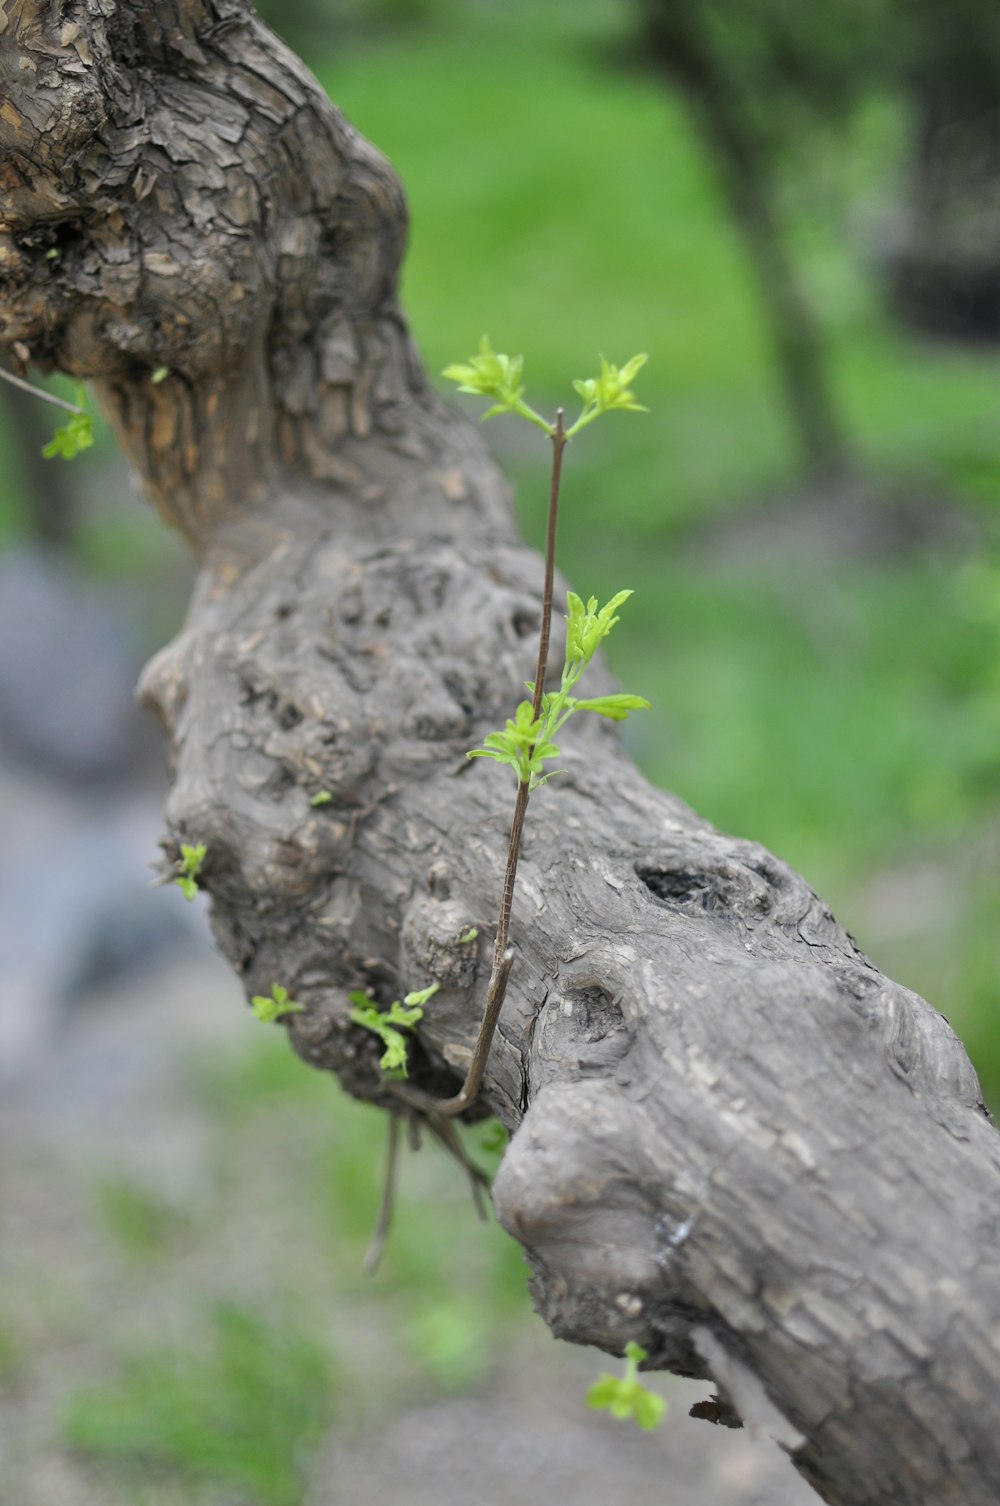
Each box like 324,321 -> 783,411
2,5 -> 1000,1504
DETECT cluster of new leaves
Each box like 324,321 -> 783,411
569,353 -> 648,435
174,842 -> 207,901
587,1341 -> 667,1430
250,983 -> 305,1023
443,337 -> 647,439
468,589 -> 650,789
42,409 -> 94,460
42,383 -> 94,460
349,983 -> 440,1077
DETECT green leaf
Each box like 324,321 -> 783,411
442,336 -> 524,405
251,983 -> 305,1023
586,1342 -> 666,1429
150,366 -> 170,384
565,589 -> 635,665
586,1377 -> 621,1410
566,354 -> 649,437
573,693 -> 652,722
349,982 -> 437,1076
174,842 -> 206,900
42,408 -> 94,461
632,1389 -> 667,1430
310,791 -> 333,806
403,982 -> 440,1008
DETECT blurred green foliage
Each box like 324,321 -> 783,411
62,1033 -> 527,1500
65,1301 -> 335,1505
3,0 -> 996,1082
95,1175 -> 195,1261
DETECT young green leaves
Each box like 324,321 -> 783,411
0,369 -> 96,460
349,983 -> 440,1078
442,336 -> 552,435
42,383 -> 94,460
587,1341 -> 667,1430
467,589 -> 651,790
570,354 -> 648,435
467,698 -> 559,786
250,983 -> 305,1023
174,842 -> 207,901
443,337 -> 647,440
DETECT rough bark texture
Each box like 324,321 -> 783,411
3,6 -> 1000,1504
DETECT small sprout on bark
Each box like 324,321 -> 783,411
468,589 -> 650,791
151,366 -> 170,384
41,383 -> 93,460
457,927 -> 479,944
310,790 -> 333,806
174,842 -> 207,901
349,983 -> 439,1077
587,1342 -> 666,1430
251,983 -> 305,1023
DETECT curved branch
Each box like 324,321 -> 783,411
3,7 -> 1000,1505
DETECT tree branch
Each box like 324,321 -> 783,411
3,7 -> 999,1504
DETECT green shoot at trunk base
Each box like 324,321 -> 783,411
349,984 -> 440,1077
587,1341 -> 667,1430
250,983 -> 305,1023
174,842 -> 206,901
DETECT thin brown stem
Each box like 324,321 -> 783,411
363,1109 -> 402,1274
530,408 -> 566,722
0,365 -> 85,415
390,411 -> 568,1120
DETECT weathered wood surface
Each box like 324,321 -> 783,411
3,5 -> 1000,1503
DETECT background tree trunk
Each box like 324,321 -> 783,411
636,0 -> 851,482
886,31 -> 1000,341
2,5 -> 1000,1504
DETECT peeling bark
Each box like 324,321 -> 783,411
3,6 -> 1000,1504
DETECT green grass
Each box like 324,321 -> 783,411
195,1034 -> 528,1386
319,0 -> 1000,531
95,1175 -> 195,1261
64,1302 -> 335,1506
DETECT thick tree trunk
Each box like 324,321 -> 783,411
3,6 -> 1000,1504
